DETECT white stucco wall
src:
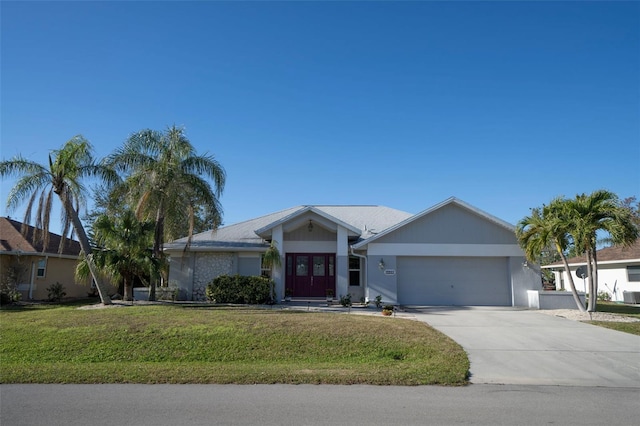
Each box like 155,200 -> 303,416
553,263 -> 640,302
168,253 -> 195,300
366,255 -> 398,305
527,290 -> 586,309
336,225 -> 350,300
509,257 -> 542,306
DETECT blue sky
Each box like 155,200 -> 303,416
1,1 -> 638,234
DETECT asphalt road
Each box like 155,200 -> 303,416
2,384 -> 639,426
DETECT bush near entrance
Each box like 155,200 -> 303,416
206,275 -> 273,304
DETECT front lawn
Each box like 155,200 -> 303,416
0,303 -> 469,385
588,302 -> 640,335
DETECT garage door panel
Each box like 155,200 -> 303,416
397,257 -> 510,306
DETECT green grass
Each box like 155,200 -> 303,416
596,301 -> 640,318
587,301 -> 640,335
0,303 -> 469,385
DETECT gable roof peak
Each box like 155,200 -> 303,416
352,197 -> 515,249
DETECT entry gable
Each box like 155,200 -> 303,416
353,197 -> 517,248
255,206 -> 361,239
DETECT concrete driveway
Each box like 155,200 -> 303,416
408,307 -> 640,388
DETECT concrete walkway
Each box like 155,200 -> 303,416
408,307 -> 640,387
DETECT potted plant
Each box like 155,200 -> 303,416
284,287 -> 293,302
374,295 -> 383,308
326,288 -> 334,302
382,304 -> 394,316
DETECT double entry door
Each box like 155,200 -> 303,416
286,253 -> 335,297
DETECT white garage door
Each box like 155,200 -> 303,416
397,257 -> 511,306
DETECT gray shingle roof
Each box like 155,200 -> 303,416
165,205 -> 413,251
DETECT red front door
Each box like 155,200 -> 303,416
286,253 -> 335,297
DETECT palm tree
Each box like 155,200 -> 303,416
106,125 -> 226,300
516,198 -> 586,312
77,211 -> 159,301
0,136 -> 118,305
262,240 -> 282,271
564,190 -> 638,312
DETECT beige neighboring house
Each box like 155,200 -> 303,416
542,239 -> 640,303
0,217 -> 99,300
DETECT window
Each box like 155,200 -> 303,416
313,256 -> 325,276
36,259 -> 46,278
296,257 -> 308,276
260,255 -> 271,278
349,256 -> 361,286
628,266 -> 640,282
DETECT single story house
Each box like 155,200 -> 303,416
165,197 -> 540,306
0,217 -> 104,300
542,239 -> 640,303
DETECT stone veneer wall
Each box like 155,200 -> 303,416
192,253 -> 233,301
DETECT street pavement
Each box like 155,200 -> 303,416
2,383 -> 639,426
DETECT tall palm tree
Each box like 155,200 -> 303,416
516,199 -> 586,312
77,211 -> 159,301
565,190 -> 638,312
0,136 -> 119,305
106,125 -> 226,300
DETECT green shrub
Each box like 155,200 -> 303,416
0,263 -> 24,306
597,291 -> 612,302
206,275 -> 273,304
0,282 -> 22,306
339,293 -> 352,307
382,305 -> 394,316
46,282 -> 66,302
374,295 -> 383,308
158,287 -> 179,301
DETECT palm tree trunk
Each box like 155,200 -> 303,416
60,192 -> 112,305
587,247 -> 599,312
557,244 -> 586,312
149,202 -> 165,302
123,275 -> 133,301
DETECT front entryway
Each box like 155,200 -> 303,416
286,253 -> 335,297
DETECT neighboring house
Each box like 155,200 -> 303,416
542,239 -> 640,303
165,197 -> 540,306
1,217 -> 99,300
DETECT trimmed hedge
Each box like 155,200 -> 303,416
205,275 -> 274,304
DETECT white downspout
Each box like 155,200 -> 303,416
350,246 -> 368,301
29,260 -> 36,300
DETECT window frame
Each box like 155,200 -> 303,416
260,254 -> 272,278
36,258 -> 47,278
627,266 -> 640,282
348,255 -> 361,287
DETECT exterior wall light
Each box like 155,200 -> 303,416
308,220 -> 313,232
379,258 -> 385,270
